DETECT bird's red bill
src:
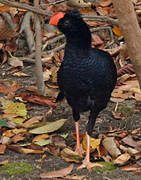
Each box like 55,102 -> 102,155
49,12 -> 64,26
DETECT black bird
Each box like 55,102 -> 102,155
49,9 -> 117,169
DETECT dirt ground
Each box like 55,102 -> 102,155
0,63 -> 141,180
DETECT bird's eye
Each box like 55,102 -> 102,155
64,19 -> 70,26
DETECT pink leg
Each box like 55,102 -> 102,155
84,132 -> 90,162
75,121 -> 83,156
77,132 -> 103,170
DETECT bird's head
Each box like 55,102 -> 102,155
49,9 -> 87,37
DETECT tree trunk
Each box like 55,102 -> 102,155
113,0 -> 141,89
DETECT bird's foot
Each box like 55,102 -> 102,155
77,159 -> 103,171
75,144 -> 84,157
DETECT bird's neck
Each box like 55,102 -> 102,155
65,36 -> 91,56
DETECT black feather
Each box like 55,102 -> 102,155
57,9 -> 117,136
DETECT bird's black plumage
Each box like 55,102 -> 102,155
56,9 -> 117,136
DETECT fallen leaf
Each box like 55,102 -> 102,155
119,145 -> 139,155
121,166 -> 140,172
32,134 -> 50,143
82,135 -> 101,156
34,139 -> 51,146
0,160 -> 8,165
13,72 -> 29,77
102,137 -> 121,157
43,70 -> 51,81
122,135 -> 141,150
113,153 -> 131,165
0,144 -> 6,154
29,119 -> 67,134
40,164 -> 73,178
23,116 -> 43,128
8,58 -> 23,67
18,91 -> 56,107
1,98 -> 27,118
51,135 -> 66,148
61,148 -> 81,163
112,26 -> 122,37
99,0 -> 112,7
8,145 -> 44,154
0,82 -> 21,94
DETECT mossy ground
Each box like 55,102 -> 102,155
0,162 -> 33,176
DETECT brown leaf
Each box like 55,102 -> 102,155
0,5 -> 10,13
11,134 -> 26,143
121,166 -> 141,172
51,135 -> 66,148
8,145 -> 44,154
0,144 -> 6,154
0,160 -> 8,165
122,135 -> 141,150
0,29 -> 19,41
40,164 -> 73,178
32,134 -> 50,143
23,116 -> 43,128
61,148 -> 81,163
18,91 -> 56,107
0,82 -> 22,94
113,153 -> 131,165
112,111 -> 125,119
99,0 -> 112,7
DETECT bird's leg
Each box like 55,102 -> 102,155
75,121 -> 83,157
78,132 -> 103,170
83,132 -> 90,162
78,108 -> 103,170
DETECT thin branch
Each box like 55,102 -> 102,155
83,15 -> 119,26
0,0 -> 52,16
34,0 -> 45,95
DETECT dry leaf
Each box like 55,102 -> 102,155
40,164 -> 73,178
8,145 -> 44,154
114,153 -> 131,165
29,119 -> 67,134
18,91 -> 56,107
112,26 -> 122,37
122,135 -> 141,149
99,0 -> 112,7
32,134 -> 50,143
43,70 -> 51,81
121,166 -> 141,172
0,144 -> 6,154
0,160 -> 8,165
61,148 -> 81,163
8,58 -> 23,67
23,116 -> 43,128
102,137 -> 121,157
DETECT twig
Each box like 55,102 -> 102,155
0,0 -> 52,16
47,43 -> 65,54
83,15 -> 119,26
19,12 -> 35,53
34,0 -> 45,95
2,12 -> 16,30
42,34 -> 65,50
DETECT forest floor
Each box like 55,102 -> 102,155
0,63 -> 141,180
